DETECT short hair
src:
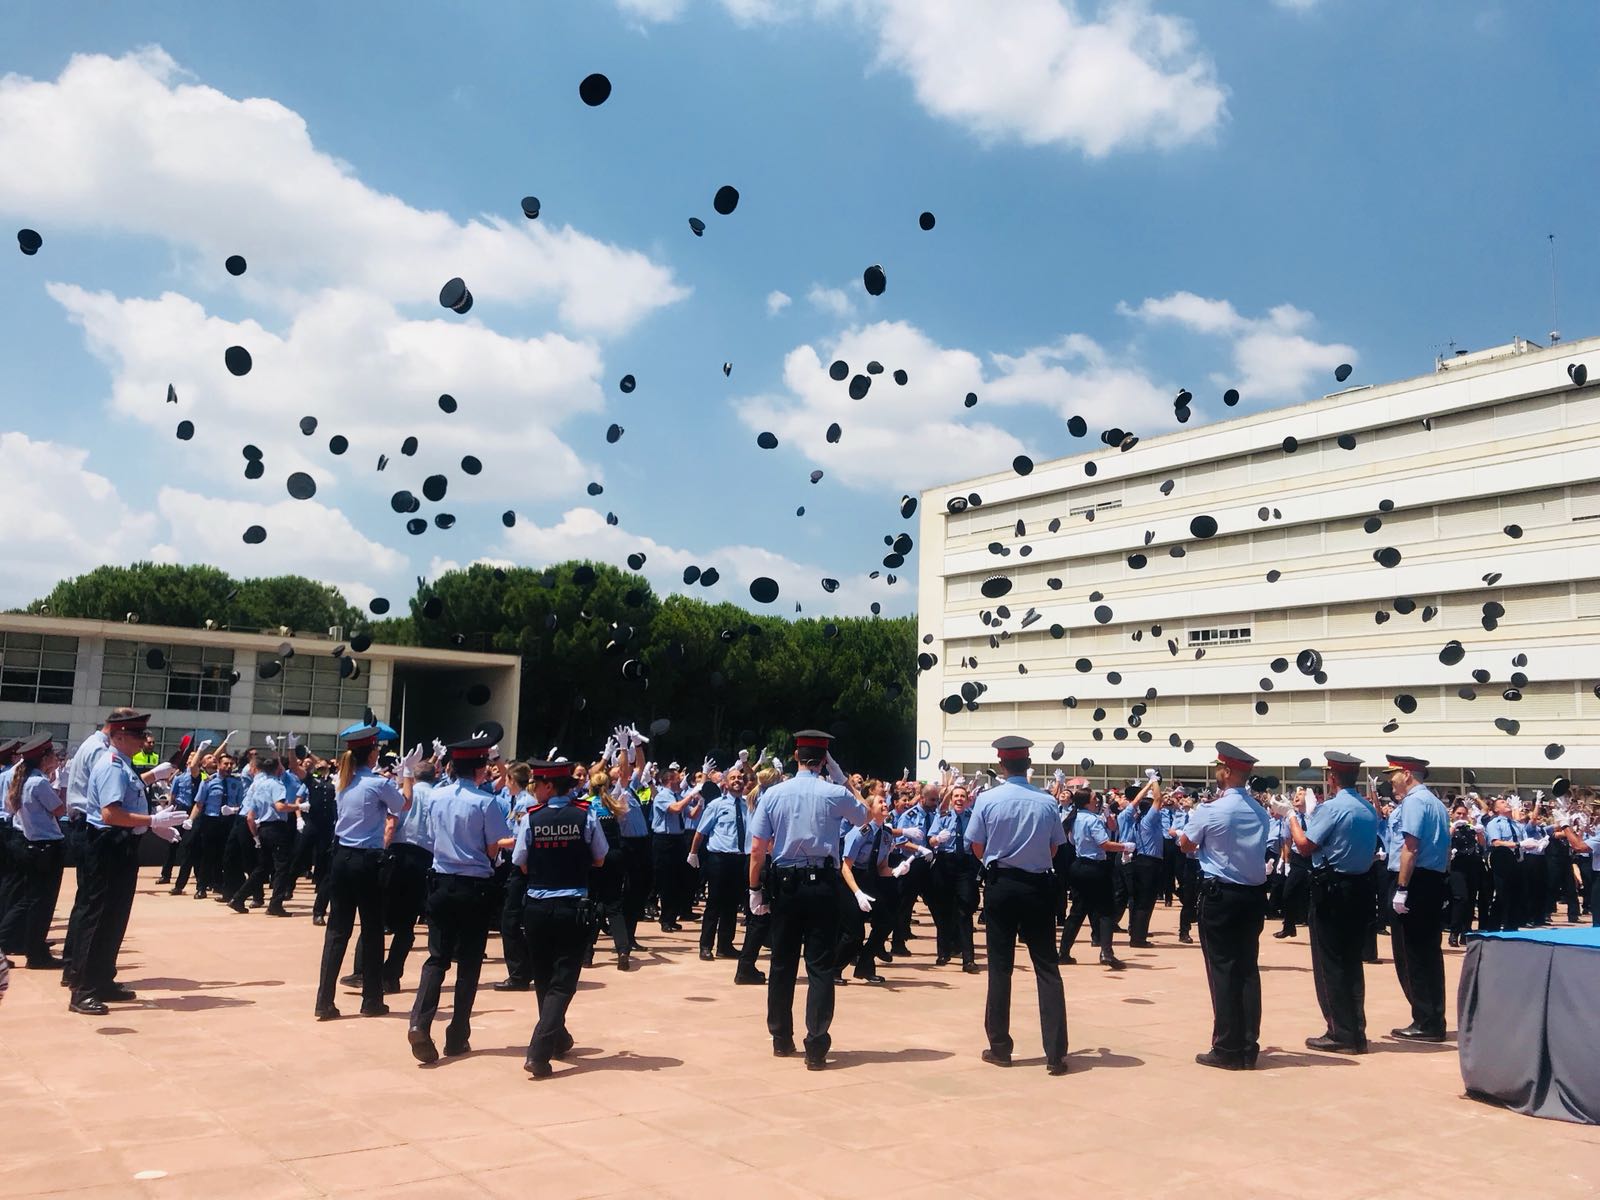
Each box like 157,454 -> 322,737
796,746 -> 825,765
256,755 -> 280,774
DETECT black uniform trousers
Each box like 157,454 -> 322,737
1390,867 -> 1448,1035
894,853 -> 931,946
410,872 -> 496,1046
1448,857 -> 1484,936
175,812 -> 225,896
222,814 -> 256,899
766,867 -> 843,1059
522,895 -> 589,1065
1176,857 -> 1200,938
1486,848 -> 1521,932
500,863 -> 532,983
356,841 -> 431,985
651,833 -> 686,929
19,839 -> 66,963
1125,853 -> 1165,944
620,836 -> 652,943
0,824 -> 30,951
59,816 -> 90,972
1309,870 -> 1371,1047
1060,858 -> 1115,958
68,827 -> 141,1003
1197,877 -> 1267,1063
316,845 -> 386,1011
982,867 -> 1068,1064
1520,855 -> 1548,925
289,818 -> 333,902
232,821 -> 296,908
1547,843 -> 1580,923
700,850 -> 745,955
737,856 -> 772,974
1362,862 -> 1390,959
1279,853 -> 1311,933
589,851 -> 628,961
933,853 -> 979,964
853,873 -> 897,975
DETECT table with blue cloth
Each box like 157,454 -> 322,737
1458,926 -> 1600,1125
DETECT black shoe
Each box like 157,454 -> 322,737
855,972 -> 887,984
1273,929 -> 1295,939
69,997 -> 109,1016
832,974 -> 847,985
617,954 -> 631,972
660,922 -> 682,933
212,893 -> 229,902
168,886 -> 185,896
1194,1050 -> 1246,1071
494,978 -> 531,992
360,1002 -> 390,1017
314,1005 -> 341,1021
312,915 -> 327,927
156,874 -> 172,885
340,973 -> 362,988
962,960 -> 981,974
1127,939 -> 1155,949
1179,933 -> 1195,944
383,979 -> 401,995
101,984 -> 137,1002
552,1031 -> 575,1060
194,891 -> 207,900
1305,1035 -> 1367,1055
443,1037 -> 470,1058
1058,952 -> 1077,965
876,950 -> 893,964
773,1036 -> 797,1058
805,1055 -> 828,1071
26,956 -> 66,970
266,905 -> 293,917
248,899 -> 264,909
698,948 -> 716,961
934,954 -> 951,966
734,968 -> 766,985
1390,1025 -> 1446,1043
524,1057 -> 552,1078
1046,1059 -> 1069,1076
227,899 -> 248,914
717,946 -> 738,959
584,952 -> 595,968
629,938 -> 644,951
981,1048 -> 1013,1067
1100,954 -> 1127,971
1362,954 -> 1380,964
408,1030 -> 440,1065
890,943 -> 911,957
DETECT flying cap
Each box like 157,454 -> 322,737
106,710 -> 152,734
992,735 -> 1033,764
341,725 -> 382,750
445,735 -> 495,767
1213,741 -> 1258,772
1385,754 -> 1429,774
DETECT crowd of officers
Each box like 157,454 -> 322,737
2,714 -> 1596,1078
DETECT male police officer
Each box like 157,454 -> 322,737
747,730 -> 868,1070
408,736 -> 510,1064
1286,752 -> 1379,1053
967,736 -> 1070,1075
515,760 -> 607,1078
1384,754 -> 1451,1042
1178,742 -> 1270,1070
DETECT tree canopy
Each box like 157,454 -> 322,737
24,560 -> 917,777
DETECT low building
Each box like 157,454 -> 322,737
0,613 -> 521,758
915,334 -> 1600,794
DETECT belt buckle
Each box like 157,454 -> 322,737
806,870 -> 816,882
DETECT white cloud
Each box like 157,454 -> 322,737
499,506 -> 904,616
0,49 -> 687,335
0,433 -> 160,605
806,284 -> 856,318
617,0 -> 690,20
1271,0 -> 1320,10
49,284 -> 604,502
1121,290 -> 1355,401
766,289 -> 793,315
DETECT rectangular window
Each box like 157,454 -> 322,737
252,649 -> 369,718
1186,626 -> 1252,646
0,632 -> 79,706
99,638 -> 235,713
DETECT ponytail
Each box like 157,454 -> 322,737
4,763 -> 30,815
337,744 -> 377,794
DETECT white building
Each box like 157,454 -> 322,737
0,613 -> 521,758
915,334 -> 1600,794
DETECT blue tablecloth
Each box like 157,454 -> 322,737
1458,925 -> 1600,1125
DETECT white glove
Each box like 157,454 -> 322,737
738,748 -> 750,764
630,725 -> 649,746
221,805 -> 241,817
1392,888 -> 1409,916
1054,769 -> 1065,784
853,889 -> 874,913
546,744 -> 559,759
253,836 -> 262,849
297,801 -> 311,813
265,734 -> 277,749
431,738 -> 447,761
219,730 -> 239,751
196,739 -> 213,757
145,762 -> 177,784
1145,768 -> 1160,782
181,818 -> 194,831
771,756 -> 782,772
150,822 -> 181,844
399,744 -> 425,779
900,767 -> 910,782
822,753 -> 848,785
612,725 -> 631,752
151,808 -> 186,831
757,745 -> 769,766
914,845 -> 935,860
891,860 -> 911,878
686,852 -> 701,869
748,888 -> 770,916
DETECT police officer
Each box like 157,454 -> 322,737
315,727 -> 417,1020
291,753 -> 337,924
515,760 -> 608,1079
69,711 -> 184,1014
1285,752 -> 1379,1054
1123,771 -> 1167,948
0,739 -> 25,951
1057,787 -> 1128,970
7,735 -> 68,968
407,736 -> 510,1064
1177,742 -> 1270,1070
372,752 -> 434,992
1384,754 -> 1450,1042
965,736 -> 1069,1075
747,730 -> 868,1070
228,754 -> 298,916
840,790 -> 898,982
929,783 -> 981,973
1483,798 -> 1523,932
689,770 -> 749,961
650,763 -> 691,932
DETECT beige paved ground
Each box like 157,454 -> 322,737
2,872 -> 1596,1199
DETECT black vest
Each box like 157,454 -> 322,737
526,799 -> 593,891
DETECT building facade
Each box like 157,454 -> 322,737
915,334 -> 1600,794
0,613 -> 521,758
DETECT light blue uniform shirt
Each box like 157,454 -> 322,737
246,774 -> 288,825
0,764 -> 13,825
697,794 -> 750,854
1484,815 -> 1520,847
18,771 -> 66,841
931,807 -> 977,857
428,777 -> 512,878
613,782 -> 649,838
750,770 -> 868,868
1183,788 -> 1269,886
196,774 -> 244,817
1067,808 -> 1111,860
900,804 -> 939,844
1131,802 -> 1167,857
651,785 -> 687,834
1116,804 -> 1136,846
333,768 -> 408,849
1384,806 -> 1406,871
1397,785 -> 1450,873
843,820 -> 889,869
1584,830 -> 1600,870
66,730 -> 111,818
964,776 -> 1067,873
86,749 -> 148,832
513,793 -> 609,897
170,770 -> 199,813
392,779 -> 433,848
1304,788 -> 1379,873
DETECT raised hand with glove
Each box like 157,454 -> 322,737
398,744 -> 426,779
822,752 -> 849,786
143,761 -> 177,785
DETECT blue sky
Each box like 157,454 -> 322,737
2,0 -> 1596,615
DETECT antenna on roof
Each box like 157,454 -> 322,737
1547,233 -> 1561,345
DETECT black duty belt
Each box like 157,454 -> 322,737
991,865 -> 1053,883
